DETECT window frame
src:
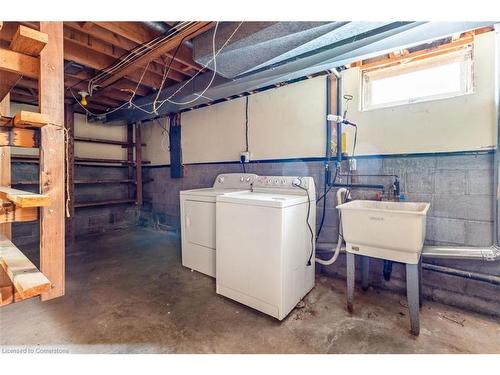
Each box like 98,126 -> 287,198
360,45 -> 474,112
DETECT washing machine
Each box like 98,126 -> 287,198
180,173 -> 258,277
215,175 -> 316,320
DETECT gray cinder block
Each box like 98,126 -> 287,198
434,170 -> 466,194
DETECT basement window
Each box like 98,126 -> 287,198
361,46 -> 473,111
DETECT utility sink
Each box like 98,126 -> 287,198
337,200 -> 430,264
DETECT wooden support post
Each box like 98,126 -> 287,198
127,123 -> 134,199
135,122 -> 143,206
38,22 -> 65,301
64,104 -> 75,247
0,93 -> 11,240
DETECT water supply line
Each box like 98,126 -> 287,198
315,188 -> 348,265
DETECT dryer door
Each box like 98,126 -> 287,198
184,200 -> 216,249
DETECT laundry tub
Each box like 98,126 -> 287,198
337,200 -> 430,264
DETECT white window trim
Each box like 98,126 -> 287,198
360,45 -> 474,112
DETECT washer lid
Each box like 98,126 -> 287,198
217,191 -> 309,208
180,188 -> 248,198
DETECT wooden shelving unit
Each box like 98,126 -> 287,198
1,22 -> 65,306
12,178 -> 153,186
74,199 -> 136,208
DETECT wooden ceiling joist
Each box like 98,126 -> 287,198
1,21 -> 213,111
96,22 -> 213,87
91,21 -> 204,72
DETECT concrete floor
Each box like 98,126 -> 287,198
1,228 -> 499,354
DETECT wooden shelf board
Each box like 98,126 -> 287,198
0,234 -> 51,300
0,186 -> 50,208
11,155 -> 151,166
74,136 -> 146,147
75,199 -> 136,208
13,111 -> 49,128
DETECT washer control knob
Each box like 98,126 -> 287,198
274,179 -> 279,185
245,177 -> 251,182
267,179 -> 272,184
240,176 -> 245,182
293,178 -> 301,186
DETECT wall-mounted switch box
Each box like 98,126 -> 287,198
240,151 -> 250,163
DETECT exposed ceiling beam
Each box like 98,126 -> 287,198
64,22 -> 193,78
91,21 -> 204,71
96,22 -> 213,88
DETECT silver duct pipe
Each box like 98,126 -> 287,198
142,21 -> 170,34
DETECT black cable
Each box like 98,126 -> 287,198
293,177 -> 314,267
245,96 -> 249,152
316,166 -> 338,237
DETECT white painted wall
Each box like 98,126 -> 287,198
9,102 -> 127,159
170,76 -> 325,165
142,118 -> 171,165
341,31 -> 497,156
112,31 -> 500,165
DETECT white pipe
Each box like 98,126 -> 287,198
315,188 -> 348,265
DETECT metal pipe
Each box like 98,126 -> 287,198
422,263 -> 500,286
420,26 -> 500,263
332,183 -> 384,190
422,245 -> 500,261
336,70 -> 343,165
325,75 -> 332,167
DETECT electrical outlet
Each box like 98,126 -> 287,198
349,158 -> 357,171
240,151 -> 250,163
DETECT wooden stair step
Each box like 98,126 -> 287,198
10,25 -> 48,57
0,186 -> 50,208
0,234 -> 51,300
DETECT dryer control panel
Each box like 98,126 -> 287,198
253,176 -> 316,197
213,173 -> 258,189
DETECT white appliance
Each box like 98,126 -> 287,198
216,175 -> 316,320
180,173 -> 258,277
337,200 -> 430,264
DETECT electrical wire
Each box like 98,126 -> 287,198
131,21 -> 242,113
88,22 -> 195,94
292,177 -> 314,267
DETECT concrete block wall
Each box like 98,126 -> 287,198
142,151 -> 500,317
11,162 -> 138,247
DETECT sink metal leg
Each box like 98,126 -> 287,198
346,252 -> 355,313
406,263 -> 420,336
418,258 -> 423,308
361,256 -> 370,291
